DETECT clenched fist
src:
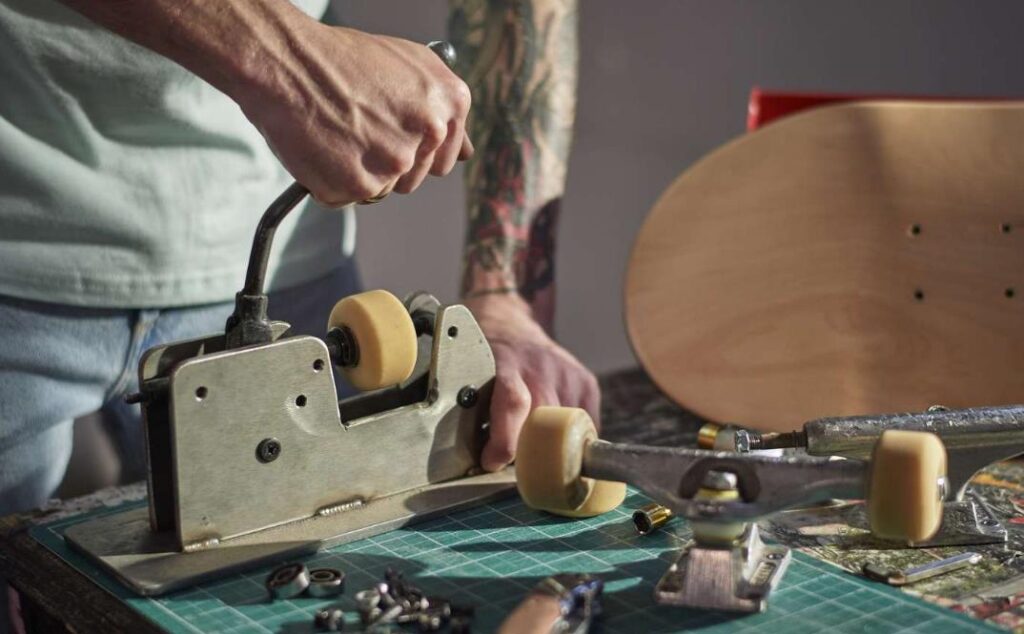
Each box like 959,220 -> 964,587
232,22 -> 474,206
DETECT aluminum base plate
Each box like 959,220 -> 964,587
64,470 -> 515,596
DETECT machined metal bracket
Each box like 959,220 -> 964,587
654,524 -> 791,613
65,293 -> 515,595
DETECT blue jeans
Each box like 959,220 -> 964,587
0,263 -> 362,516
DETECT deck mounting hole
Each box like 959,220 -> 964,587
908,223 -> 922,236
913,289 -> 925,302
1006,288 -> 1016,299
195,386 -> 208,401
1002,223 -> 1013,234
296,394 -> 307,407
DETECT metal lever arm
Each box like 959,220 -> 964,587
582,440 -> 868,523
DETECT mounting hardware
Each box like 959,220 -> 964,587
314,607 -> 345,631
457,386 -> 478,409
256,438 -> 282,463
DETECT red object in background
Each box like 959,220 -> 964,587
746,87 -> 1014,131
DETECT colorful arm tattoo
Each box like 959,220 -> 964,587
448,0 -> 578,330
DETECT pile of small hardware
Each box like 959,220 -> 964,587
355,568 -> 473,632
265,562 -> 472,632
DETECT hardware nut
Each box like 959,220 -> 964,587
256,438 -> 282,463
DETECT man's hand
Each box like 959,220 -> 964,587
466,294 -> 599,472
59,0 -> 473,207
231,23 -> 474,207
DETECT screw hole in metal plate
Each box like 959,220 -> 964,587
296,394 -> 307,407
195,386 -> 208,401
313,359 -> 325,372
447,326 -> 459,338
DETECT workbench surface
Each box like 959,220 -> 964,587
1,369 -> 1017,632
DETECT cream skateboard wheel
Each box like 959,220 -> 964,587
515,406 -> 627,517
867,430 -> 946,544
327,290 -> 417,391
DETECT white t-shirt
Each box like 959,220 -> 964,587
0,0 -> 355,308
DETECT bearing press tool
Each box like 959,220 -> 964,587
64,42 -> 514,596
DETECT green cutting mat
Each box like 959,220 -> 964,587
32,489 -> 994,633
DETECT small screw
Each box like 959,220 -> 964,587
457,386 -> 478,408
767,552 -> 783,560
256,438 -> 281,463
982,518 -> 999,527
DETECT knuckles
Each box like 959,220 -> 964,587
496,374 -> 531,413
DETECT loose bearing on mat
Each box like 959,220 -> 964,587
266,562 -> 310,600
308,567 -> 346,598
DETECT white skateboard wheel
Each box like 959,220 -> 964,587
515,406 -> 627,517
867,430 -> 946,544
327,290 -> 417,391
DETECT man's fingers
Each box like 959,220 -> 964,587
430,120 -> 466,176
458,133 -> 474,161
393,150 -> 436,194
525,379 -> 559,412
580,372 -> 602,431
481,369 -> 532,472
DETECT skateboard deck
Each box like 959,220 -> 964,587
625,101 -> 1024,431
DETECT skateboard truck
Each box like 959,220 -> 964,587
707,404 -> 1024,546
513,407 -> 949,612
64,172 -> 513,597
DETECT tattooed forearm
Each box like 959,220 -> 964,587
448,0 -> 578,330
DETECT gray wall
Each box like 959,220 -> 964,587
336,1 -> 1024,373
